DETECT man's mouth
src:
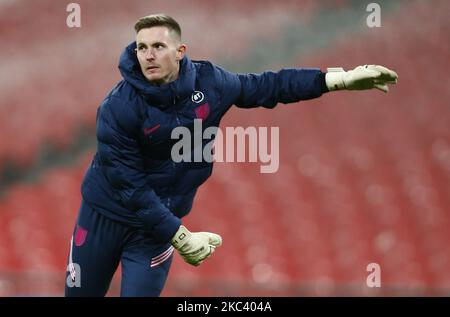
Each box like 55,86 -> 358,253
146,65 -> 159,71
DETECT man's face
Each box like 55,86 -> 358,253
135,26 -> 186,85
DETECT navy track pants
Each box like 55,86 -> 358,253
64,201 -> 174,297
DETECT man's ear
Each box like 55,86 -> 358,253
176,44 -> 187,61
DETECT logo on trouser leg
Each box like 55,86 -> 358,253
74,225 -> 88,246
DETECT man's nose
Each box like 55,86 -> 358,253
145,48 -> 155,60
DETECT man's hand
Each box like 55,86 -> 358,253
171,225 -> 222,266
325,65 -> 398,93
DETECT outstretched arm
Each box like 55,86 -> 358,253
215,64 -> 398,109
214,66 -> 327,109
235,68 -> 328,108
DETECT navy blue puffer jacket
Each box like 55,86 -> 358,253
81,42 -> 326,243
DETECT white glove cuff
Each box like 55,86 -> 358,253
171,225 -> 191,249
325,67 -> 346,91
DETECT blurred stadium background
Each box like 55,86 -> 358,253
0,0 -> 449,296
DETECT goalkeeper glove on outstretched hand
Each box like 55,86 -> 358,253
325,65 -> 398,93
171,225 -> 222,266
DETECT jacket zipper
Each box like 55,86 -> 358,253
172,91 -> 181,125
169,92 -> 180,210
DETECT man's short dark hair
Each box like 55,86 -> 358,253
134,14 -> 181,40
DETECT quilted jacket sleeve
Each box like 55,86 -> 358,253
214,65 -> 328,109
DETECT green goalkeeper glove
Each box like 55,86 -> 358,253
171,225 -> 222,266
325,65 -> 398,93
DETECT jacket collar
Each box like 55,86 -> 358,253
118,42 -> 196,107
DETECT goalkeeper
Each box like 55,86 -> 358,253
65,14 -> 398,296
